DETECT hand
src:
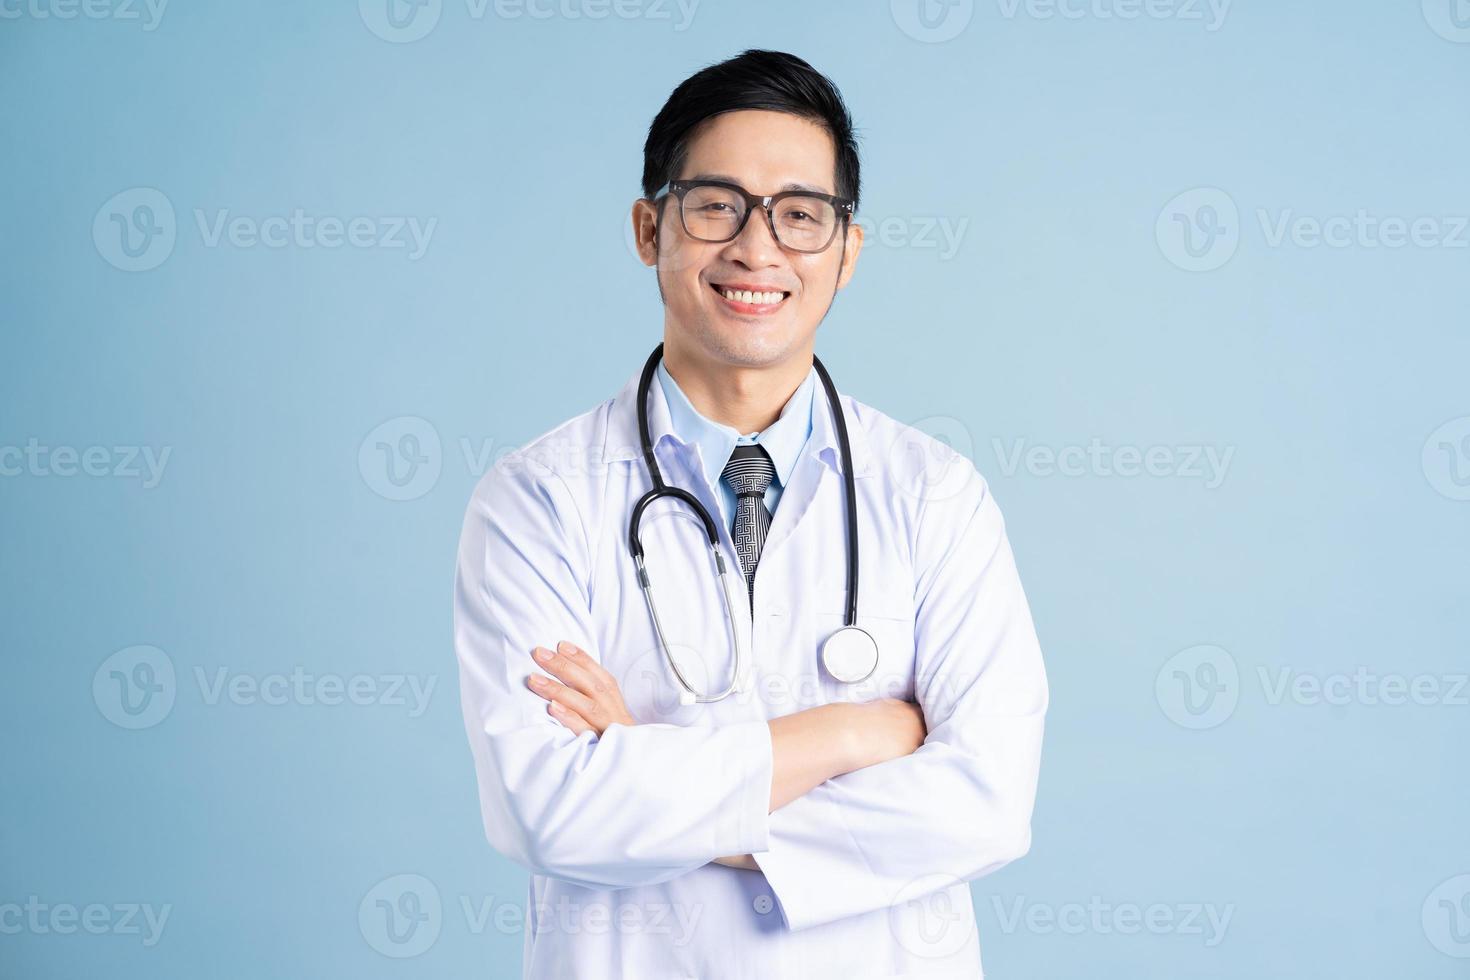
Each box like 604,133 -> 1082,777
850,698 -> 927,770
526,641 -> 636,736
711,854 -> 759,871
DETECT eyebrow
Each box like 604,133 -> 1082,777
686,173 -> 834,196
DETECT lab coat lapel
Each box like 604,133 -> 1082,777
759,444 -> 827,565
759,377 -> 847,563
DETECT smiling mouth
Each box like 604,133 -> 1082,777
709,282 -> 791,312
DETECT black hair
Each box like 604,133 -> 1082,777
641,49 -> 862,214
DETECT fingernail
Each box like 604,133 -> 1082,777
533,647 -> 552,662
557,641 -> 574,655
528,675 -> 547,687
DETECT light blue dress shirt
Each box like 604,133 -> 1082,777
656,358 -> 816,529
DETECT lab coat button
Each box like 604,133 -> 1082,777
753,894 -> 774,915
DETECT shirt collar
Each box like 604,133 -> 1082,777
656,358 -> 814,494
600,351 -> 874,480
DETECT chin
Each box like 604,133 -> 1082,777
694,321 -> 804,368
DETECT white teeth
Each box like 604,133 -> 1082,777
721,288 -> 784,305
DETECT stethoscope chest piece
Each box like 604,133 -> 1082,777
821,625 -> 879,684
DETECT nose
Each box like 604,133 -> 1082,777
721,203 -> 783,267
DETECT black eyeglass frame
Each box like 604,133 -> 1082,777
651,178 -> 856,254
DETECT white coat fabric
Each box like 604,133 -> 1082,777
454,357 -> 1049,980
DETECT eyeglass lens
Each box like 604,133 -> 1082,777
680,184 -> 838,251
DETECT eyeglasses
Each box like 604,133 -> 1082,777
651,178 -> 854,254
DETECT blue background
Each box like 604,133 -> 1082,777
3,1 -> 1468,976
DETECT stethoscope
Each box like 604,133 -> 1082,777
627,343 -> 879,705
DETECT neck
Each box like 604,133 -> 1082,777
661,338 -> 811,435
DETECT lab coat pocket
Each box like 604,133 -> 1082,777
810,603 -> 917,703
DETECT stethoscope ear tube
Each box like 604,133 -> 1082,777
810,353 -> 859,630
628,486 -> 721,560
628,345 -> 723,560
634,344 -> 668,493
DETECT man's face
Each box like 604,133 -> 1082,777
634,109 -> 863,371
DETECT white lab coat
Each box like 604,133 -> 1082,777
454,359 -> 1048,979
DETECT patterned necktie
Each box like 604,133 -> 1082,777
720,443 -> 777,601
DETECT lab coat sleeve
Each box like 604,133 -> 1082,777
753,458 -> 1048,931
454,455 -> 774,890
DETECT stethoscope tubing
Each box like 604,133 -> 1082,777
626,342 -> 861,703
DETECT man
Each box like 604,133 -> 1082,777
454,49 -> 1048,979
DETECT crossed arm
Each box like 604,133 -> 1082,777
455,451 -> 1046,929
523,640 -> 929,868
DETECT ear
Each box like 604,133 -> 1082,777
835,218 -> 864,290
631,199 -> 659,267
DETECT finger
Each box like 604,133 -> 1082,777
554,641 -> 609,679
553,642 -> 621,698
526,673 -> 600,719
547,700 -> 594,736
532,644 -> 603,696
